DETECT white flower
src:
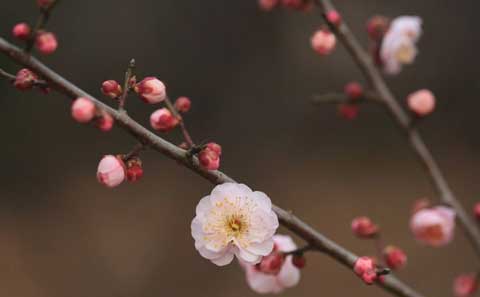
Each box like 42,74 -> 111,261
191,183 -> 279,266
380,16 -> 422,75
241,235 -> 301,294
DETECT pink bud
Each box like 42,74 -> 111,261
37,0 -> 54,8
383,246 -> 407,270
12,23 -> 31,40
407,89 -> 436,116
257,251 -> 284,274
311,29 -> 336,55
97,155 -> 126,188
344,82 -> 363,100
150,108 -> 179,132
282,0 -> 312,11
353,256 -> 377,285
258,0 -> 279,11
134,77 -> 166,104
126,158 -> 143,183
454,274 -> 478,297
410,206 -> 455,247
35,31 -> 58,55
366,15 -> 389,41
96,112 -> 114,132
101,80 -> 122,99
474,203 -> 480,220
71,97 -> 96,123
199,142 -> 222,171
292,255 -> 306,269
326,10 -> 342,26
174,96 -> 192,113
338,104 -> 359,120
351,216 -> 379,238
14,68 -> 38,91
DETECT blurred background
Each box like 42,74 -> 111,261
1,1 -> 479,297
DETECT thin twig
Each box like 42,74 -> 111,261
118,59 -> 135,111
314,0 -> 480,258
164,96 -> 195,148
0,68 -> 16,82
0,36 -> 425,297
25,0 -> 60,53
123,142 -> 146,161
283,244 -> 318,256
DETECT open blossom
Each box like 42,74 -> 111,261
199,142 -> 222,170
97,155 -> 126,188
407,89 -> 436,116
12,23 -> 31,40
240,235 -> 300,294
150,108 -> 179,132
71,97 -> 96,123
353,256 -> 377,285
410,206 -> 455,247
35,31 -> 58,55
191,183 -> 279,266
311,29 -> 336,56
14,68 -> 38,91
380,16 -> 422,74
351,216 -> 379,238
134,77 -> 166,104
454,274 -> 478,297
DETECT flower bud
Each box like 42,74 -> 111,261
326,10 -> 342,26
282,0 -> 312,11
126,158 -> 143,182
35,31 -> 58,55
351,216 -> 379,238
96,112 -> 114,132
353,256 -> 377,285
454,274 -> 478,297
292,254 -> 306,269
383,245 -> 407,270
474,203 -> 480,221
407,89 -> 435,116
258,0 -> 279,11
344,82 -> 363,100
150,108 -> 179,132
311,29 -> 336,55
71,97 -> 96,123
410,206 -> 455,247
134,77 -> 166,104
37,0 -> 54,9
97,155 -> 126,188
257,252 -> 284,274
14,68 -> 38,91
12,23 -> 31,40
199,142 -> 222,171
338,104 -> 359,120
412,198 -> 431,214
366,15 -> 389,41
101,80 -> 122,99
174,96 -> 191,113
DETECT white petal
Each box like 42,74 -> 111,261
191,217 -> 204,241
196,195 -> 212,217
246,238 -> 275,256
251,191 -> 272,210
196,244 -> 225,260
277,256 -> 301,288
211,250 -> 235,266
236,246 -> 262,264
273,235 -> 297,252
210,183 -> 252,203
245,267 -> 284,294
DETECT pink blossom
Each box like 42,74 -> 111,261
366,16 -> 389,41
191,183 -> 279,266
126,158 -> 143,183
96,112 -> 114,132
338,104 -> 359,120
35,31 -> 58,55
14,68 -> 38,91
71,97 -> 96,123
353,256 -> 377,285
174,96 -> 191,113
326,10 -> 342,26
135,77 -> 166,104
240,235 -> 301,294
410,206 -> 455,247
454,274 -> 478,297
311,29 -> 336,56
474,203 -> 480,220
383,245 -> 407,270
12,23 -> 31,40
97,155 -> 126,188
407,89 -> 436,116
150,108 -> 179,132
37,0 -> 54,8
101,80 -> 122,99
344,82 -> 363,100
199,142 -> 222,170
351,216 -> 379,238
258,0 -> 279,11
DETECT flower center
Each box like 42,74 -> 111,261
225,215 -> 246,237
395,44 -> 415,64
423,224 -> 444,241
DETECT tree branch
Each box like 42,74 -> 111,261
314,0 -> 480,258
0,36 -> 425,297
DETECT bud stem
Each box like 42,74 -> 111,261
25,0 -> 60,53
118,59 -> 136,111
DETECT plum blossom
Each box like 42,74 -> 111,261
407,89 -> 436,116
454,274 -> 478,297
311,29 -> 336,56
191,183 -> 279,266
410,206 -> 455,247
380,16 -> 422,74
134,77 -> 166,104
97,155 -> 126,188
353,256 -> 377,285
240,235 -> 301,294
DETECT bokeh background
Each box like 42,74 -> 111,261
1,1 -> 479,297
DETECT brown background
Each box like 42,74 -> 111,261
0,1 -> 479,297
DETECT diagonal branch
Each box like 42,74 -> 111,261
0,36 -> 425,297
314,0 -> 480,258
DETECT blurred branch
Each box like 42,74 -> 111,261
311,91 -> 380,105
314,0 -> 480,258
0,36 -> 424,297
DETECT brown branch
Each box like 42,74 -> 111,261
164,95 -> 195,148
0,36 -> 425,297
314,0 -> 480,258
118,59 -> 135,111
0,68 -> 16,82
312,91 -> 380,104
